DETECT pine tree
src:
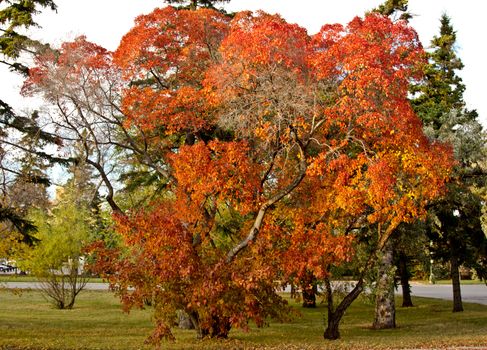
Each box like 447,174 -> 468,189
8,135 -> 50,216
164,0 -> 230,10
412,14 -> 487,312
372,0 -> 411,20
413,14 -> 477,130
0,1 -> 60,242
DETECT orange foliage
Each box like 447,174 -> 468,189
115,6 -> 230,134
78,8 -> 453,342
171,141 -> 261,219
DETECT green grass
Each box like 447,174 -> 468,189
0,289 -> 486,349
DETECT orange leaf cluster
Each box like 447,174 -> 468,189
32,7 -> 454,341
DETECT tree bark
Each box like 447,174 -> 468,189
190,311 -> 230,339
199,316 -> 231,339
177,310 -> 195,329
450,254 -> 463,312
301,271 -> 317,308
373,239 -> 396,329
398,253 -> 413,307
323,277 -> 364,340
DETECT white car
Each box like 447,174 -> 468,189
0,263 -> 14,272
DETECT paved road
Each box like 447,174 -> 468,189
1,281 -> 109,291
404,283 -> 487,305
3,281 -> 487,305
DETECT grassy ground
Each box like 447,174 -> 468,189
0,289 -> 486,349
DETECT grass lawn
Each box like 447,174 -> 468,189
0,289 -> 486,349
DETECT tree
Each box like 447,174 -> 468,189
7,131 -> 50,215
0,1 -> 56,63
392,221 -> 430,307
372,0 -> 411,20
164,0 -> 230,10
18,183 -> 92,309
368,0 -> 413,330
0,0 -> 59,163
17,152 -> 99,309
412,14 -> 487,313
0,0 -> 59,243
26,7 -> 452,344
299,14 -> 451,339
412,14 -> 476,129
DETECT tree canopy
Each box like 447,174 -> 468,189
14,3 -> 458,344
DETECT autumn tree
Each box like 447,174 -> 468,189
18,177 -> 93,309
26,6 -> 452,344
281,14 -> 451,339
412,14 -> 487,312
22,35 -> 169,215
368,0 -> 414,329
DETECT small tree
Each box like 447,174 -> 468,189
19,180 -> 92,309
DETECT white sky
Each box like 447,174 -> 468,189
1,0 -> 486,127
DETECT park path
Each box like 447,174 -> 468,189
1,281 -> 109,290
406,282 -> 487,305
3,281 -> 487,305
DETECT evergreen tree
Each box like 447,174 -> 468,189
0,1 -> 61,242
8,135 -> 50,216
164,0 -> 230,10
413,14 -> 478,130
372,0 -> 411,20
412,14 -> 487,312
0,0 -> 58,140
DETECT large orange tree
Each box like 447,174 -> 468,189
25,6 -> 452,343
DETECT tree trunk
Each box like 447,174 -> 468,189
177,310 -> 195,330
190,312 -> 231,339
200,315 -> 231,339
301,271 -> 317,308
450,254 -> 463,312
323,277 -> 364,340
373,239 -> 396,329
398,253 -> 413,307
290,283 -> 297,299
323,312 -> 341,340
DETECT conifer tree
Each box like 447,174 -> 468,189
164,0 -> 229,10
0,1 -> 59,240
372,0 -> 411,20
413,14 -> 487,312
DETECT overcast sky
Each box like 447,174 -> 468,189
2,0 -> 486,127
